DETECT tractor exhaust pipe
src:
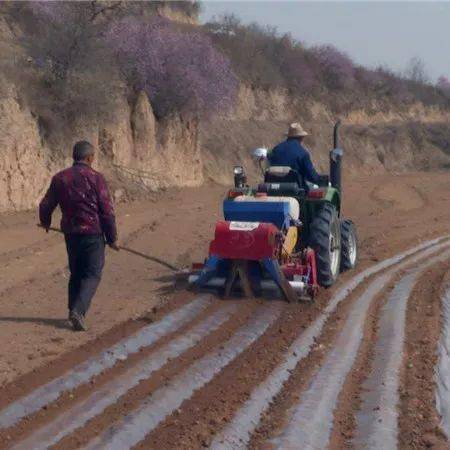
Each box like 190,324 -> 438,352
333,119 -> 341,148
330,120 -> 343,193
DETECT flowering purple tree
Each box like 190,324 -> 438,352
311,45 -> 355,90
20,3 -> 237,119
278,37 -> 318,93
106,17 -> 238,118
29,1 -> 82,23
282,54 -> 317,92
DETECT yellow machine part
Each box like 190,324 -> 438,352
282,226 -> 298,256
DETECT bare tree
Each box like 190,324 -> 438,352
405,56 -> 429,84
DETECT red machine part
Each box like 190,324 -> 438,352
281,262 -> 308,278
306,248 -> 318,288
281,248 -> 318,289
307,188 -> 327,199
227,189 -> 244,199
209,221 -> 280,261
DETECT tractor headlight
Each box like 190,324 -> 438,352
233,166 -> 247,188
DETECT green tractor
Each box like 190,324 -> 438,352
234,120 -> 358,289
190,121 -> 358,301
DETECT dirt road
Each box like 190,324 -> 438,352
1,171 -> 450,449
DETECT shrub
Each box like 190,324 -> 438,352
5,1 -> 121,137
165,1 -> 201,19
277,36 -> 319,93
206,16 -> 285,90
106,17 -> 238,118
356,66 -> 411,102
4,1 -> 228,129
206,16 -> 356,94
310,45 -> 355,90
437,76 -> 450,98
206,15 -> 450,111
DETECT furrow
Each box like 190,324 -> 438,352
435,283 -> 450,437
11,304 -> 237,450
211,237 -> 449,449
354,253 -> 450,449
0,296 -> 211,430
270,243 -> 450,449
85,303 -> 283,450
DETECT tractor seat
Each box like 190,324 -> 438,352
264,166 -> 305,189
258,182 -> 305,199
235,195 -> 300,220
265,166 -> 292,177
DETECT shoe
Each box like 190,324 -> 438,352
69,311 -> 88,331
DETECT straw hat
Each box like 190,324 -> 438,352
287,122 -> 309,138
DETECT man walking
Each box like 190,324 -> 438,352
39,141 -> 119,331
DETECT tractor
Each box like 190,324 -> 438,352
189,121 -> 358,301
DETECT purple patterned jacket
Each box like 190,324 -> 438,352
39,162 -> 117,244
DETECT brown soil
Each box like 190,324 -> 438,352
137,297 -> 327,449
0,170 -> 450,448
398,263 -> 450,449
328,259 -> 450,450
0,185 -> 224,387
328,278 -> 394,449
54,300 -> 259,450
246,272 -> 383,449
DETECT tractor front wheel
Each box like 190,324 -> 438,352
310,203 -> 341,287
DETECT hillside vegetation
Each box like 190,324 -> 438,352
0,1 -> 449,212
3,2 -> 450,127
206,15 -> 450,113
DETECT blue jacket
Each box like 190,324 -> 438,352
268,138 -> 320,185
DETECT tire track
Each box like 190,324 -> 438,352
0,296 -> 211,430
85,303 -> 282,450
53,301 -> 259,450
1,237 -> 449,450
268,242 -> 450,449
354,255 -> 450,449
11,304 -> 237,450
397,264 -> 450,449
211,237 -> 450,449
437,279 -> 450,438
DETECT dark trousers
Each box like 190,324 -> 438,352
65,234 -> 105,316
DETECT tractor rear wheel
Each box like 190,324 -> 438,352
310,203 -> 341,287
340,219 -> 358,271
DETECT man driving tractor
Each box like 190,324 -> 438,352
269,122 -> 321,190
190,120 -> 358,300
